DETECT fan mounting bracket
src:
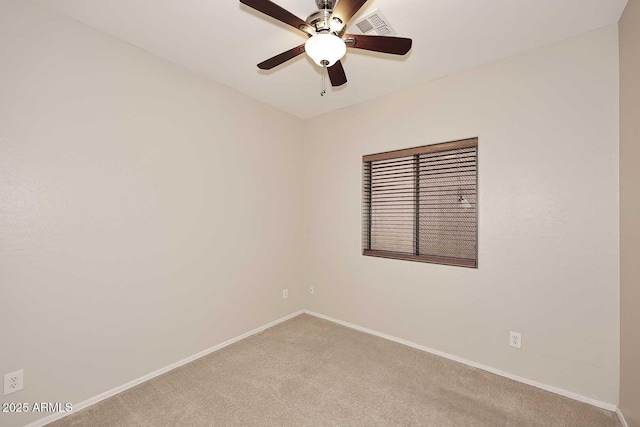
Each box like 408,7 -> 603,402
315,0 -> 336,9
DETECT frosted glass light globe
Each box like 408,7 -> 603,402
305,33 -> 347,67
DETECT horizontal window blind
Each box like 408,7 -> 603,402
362,138 -> 478,268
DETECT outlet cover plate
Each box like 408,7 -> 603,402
309,286 -> 314,295
282,289 -> 288,299
510,331 -> 522,349
4,369 -> 24,395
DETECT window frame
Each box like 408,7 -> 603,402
362,138 -> 478,268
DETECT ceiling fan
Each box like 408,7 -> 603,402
239,0 -> 412,87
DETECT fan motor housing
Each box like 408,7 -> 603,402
307,5 -> 345,36
307,10 -> 331,32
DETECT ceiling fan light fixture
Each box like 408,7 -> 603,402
305,33 -> 346,67
329,17 -> 344,33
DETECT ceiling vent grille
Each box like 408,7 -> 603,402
348,9 -> 396,36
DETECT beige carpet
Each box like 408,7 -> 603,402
50,314 -> 620,427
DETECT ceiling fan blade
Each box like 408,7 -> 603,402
330,0 -> 369,26
240,0 -> 313,34
344,34 -> 412,55
258,44 -> 306,70
327,60 -> 347,87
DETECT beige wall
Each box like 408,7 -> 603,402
0,0 -> 626,424
0,1 -> 304,426
620,0 -> 640,424
303,26 -> 620,405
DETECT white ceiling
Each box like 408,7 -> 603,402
34,0 -> 627,119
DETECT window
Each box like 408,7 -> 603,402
362,138 -> 478,268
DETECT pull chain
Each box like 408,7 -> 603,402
321,72 -> 326,97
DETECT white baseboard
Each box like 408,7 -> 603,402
303,310 -> 618,413
26,308 -> 620,426
28,310 -> 304,427
617,408 -> 629,427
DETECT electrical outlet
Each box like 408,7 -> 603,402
4,370 -> 24,395
282,289 -> 288,299
510,332 -> 522,349
309,286 -> 314,295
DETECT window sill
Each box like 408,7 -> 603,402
363,250 -> 477,268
